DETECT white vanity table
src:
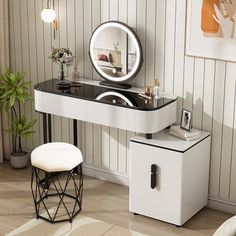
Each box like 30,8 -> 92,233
33,20 -> 211,227
34,78 -> 177,143
34,79 -> 211,226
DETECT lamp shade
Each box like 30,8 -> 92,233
41,8 -> 56,23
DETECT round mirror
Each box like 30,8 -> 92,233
89,21 -> 143,88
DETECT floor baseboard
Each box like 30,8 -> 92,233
83,164 -> 129,186
208,197 -> 236,215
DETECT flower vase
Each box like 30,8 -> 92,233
56,63 -> 71,89
59,63 -> 65,80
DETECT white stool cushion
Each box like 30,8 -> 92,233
31,142 -> 83,172
213,215 -> 236,236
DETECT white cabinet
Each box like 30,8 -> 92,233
129,129 -> 211,226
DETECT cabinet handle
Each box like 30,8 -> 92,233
151,164 -> 157,189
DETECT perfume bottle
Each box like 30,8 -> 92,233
153,79 -> 161,99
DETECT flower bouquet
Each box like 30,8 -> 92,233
49,48 -> 74,88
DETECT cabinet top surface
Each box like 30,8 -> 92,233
131,129 -> 211,153
34,79 -> 177,111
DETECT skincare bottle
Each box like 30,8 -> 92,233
153,79 -> 161,99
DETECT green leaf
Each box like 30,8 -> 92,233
16,87 -> 23,94
9,94 -> 16,107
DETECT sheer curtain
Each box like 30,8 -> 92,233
0,0 -> 10,163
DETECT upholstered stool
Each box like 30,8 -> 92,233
31,142 -> 83,223
213,215 -> 236,236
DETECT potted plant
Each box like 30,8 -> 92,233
0,69 -> 36,168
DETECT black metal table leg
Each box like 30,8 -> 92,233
48,114 -> 52,142
73,119 -> 78,174
145,133 -> 152,139
43,113 -> 48,144
73,119 -> 78,146
42,113 -> 50,189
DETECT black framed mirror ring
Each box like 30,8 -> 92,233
89,21 -> 143,89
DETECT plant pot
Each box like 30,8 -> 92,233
10,152 -> 29,169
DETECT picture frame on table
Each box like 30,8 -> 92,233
180,109 -> 192,132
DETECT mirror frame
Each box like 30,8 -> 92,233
89,21 -> 143,84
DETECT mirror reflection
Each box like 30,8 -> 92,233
93,26 -> 137,78
96,91 -> 134,107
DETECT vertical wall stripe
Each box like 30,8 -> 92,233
229,81 -> 236,200
20,0 -> 31,150
27,0 -> 41,148
52,0 -> 62,143
92,0 -> 102,167
183,57 -> 194,111
109,0 -> 119,171
210,61 -> 226,196
155,1 -> 166,91
173,0 -> 186,123
192,58 -> 204,130
145,0 -> 155,86
219,62 -> 236,199
164,0 -> 176,93
202,59 -> 215,132
136,0 -> 146,88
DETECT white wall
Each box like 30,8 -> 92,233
8,0 -> 236,213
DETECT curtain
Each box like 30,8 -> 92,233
0,0 -> 10,162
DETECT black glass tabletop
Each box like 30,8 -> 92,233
35,79 -> 176,111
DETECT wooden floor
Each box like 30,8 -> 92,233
0,162 -> 232,236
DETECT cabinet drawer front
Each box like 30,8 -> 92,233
129,142 -> 182,223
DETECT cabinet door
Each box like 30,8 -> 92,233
129,142 -> 182,225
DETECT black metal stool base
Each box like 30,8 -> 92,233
31,165 -> 83,223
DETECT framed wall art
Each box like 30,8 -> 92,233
186,0 -> 236,62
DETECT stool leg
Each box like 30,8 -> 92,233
44,172 -> 50,195
32,167 -> 83,223
79,164 -> 83,208
31,167 -> 39,218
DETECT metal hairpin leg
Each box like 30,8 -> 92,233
31,165 -> 83,223
73,119 -> 78,146
43,113 -> 48,144
73,119 -> 79,174
48,114 -> 52,142
42,113 -> 52,190
42,113 -> 52,144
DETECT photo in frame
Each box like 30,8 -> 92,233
186,0 -> 236,62
180,109 -> 192,132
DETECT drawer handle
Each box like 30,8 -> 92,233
151,164 -> 157,189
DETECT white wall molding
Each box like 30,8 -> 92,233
208,197 -> 236,215
83,164 -> 129,187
